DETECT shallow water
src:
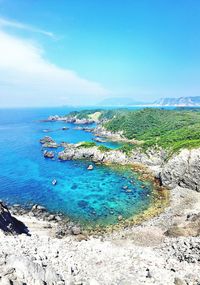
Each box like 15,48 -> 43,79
0,107 -> 155,226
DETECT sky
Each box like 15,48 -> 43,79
0,0 -> 200,107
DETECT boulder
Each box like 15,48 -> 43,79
43,150 -> 54,158
71,226 -> 81,235
161,148 -> 200,192
4,254 -> 63,284
87,164 -> 94,170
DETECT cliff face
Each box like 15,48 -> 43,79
161,149 -> 200,192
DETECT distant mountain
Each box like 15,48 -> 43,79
153,96 -> 200,107
98,97 -> 145,106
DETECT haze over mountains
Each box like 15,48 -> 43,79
98,97 -> 146,106
98,96 -> 200,107
153,96 -> 200,106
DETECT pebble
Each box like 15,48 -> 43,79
71,226 -> 81,235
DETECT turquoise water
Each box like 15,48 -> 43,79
0,107 -> 154,226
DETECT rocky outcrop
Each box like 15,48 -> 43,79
40,137 -> 58,155
58,144 -> 127,164
40,136 -> 55,144
74,118 -> 95,124
47,115 -> 95,124
161,149 -> 200,192
43,150 -> 54,158
74,126 -> 94,132
0,253 -> 64,285
43,142 -> 59,148
58,143 -> 200,192
58,143 -> 166,169
0,202 -> 29,235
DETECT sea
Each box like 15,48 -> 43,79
0,106 -> 155,226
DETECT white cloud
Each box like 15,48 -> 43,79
0,30 -> 109,107
0,17 -> 55,38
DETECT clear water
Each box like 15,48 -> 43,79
0,107 -> 154,226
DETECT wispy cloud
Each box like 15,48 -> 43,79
0,29 -> 109,107
0,17 -> 55,38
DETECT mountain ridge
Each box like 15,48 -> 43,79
98,96 -> 200,106
153,96 -> 200,106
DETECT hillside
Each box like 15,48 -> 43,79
68,108 -> 200,153
104,108 -> 200,152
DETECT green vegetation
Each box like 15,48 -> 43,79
67,108 -> 130,121
104,108 -> 200,152
70,108 -> 200,153
98,145 -> 111,152
67,109 -> 101,120
118,143 -> 136,154
78,141 -> 97,148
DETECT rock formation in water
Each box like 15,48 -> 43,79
43,150 -> 55,158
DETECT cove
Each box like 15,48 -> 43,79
0,107 -> 166,228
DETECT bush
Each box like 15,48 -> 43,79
118,144 -> 135,154
98,145 -> 111,152
78,141 -> 97,148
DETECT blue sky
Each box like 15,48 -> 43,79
0,0 -> 199,106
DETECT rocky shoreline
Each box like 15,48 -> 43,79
1,116 -> 200,284
57,141 -> 200,192
93,125 -> 142,144
0,186 -> 200,285
46,114 -> 96,125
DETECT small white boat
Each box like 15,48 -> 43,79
52,179 -> 57,185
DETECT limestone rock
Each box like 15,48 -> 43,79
43,150 -> 54,158
40,136 -> 54,144
161,148 -> 200,192
71,226 -> 81,235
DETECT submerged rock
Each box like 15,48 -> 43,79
118,215 -> 123,221
62,126 -> 69,130
87,164 -> 94,170
52,179 -> 57,185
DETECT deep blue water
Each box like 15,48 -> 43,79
0,107 -> 154,226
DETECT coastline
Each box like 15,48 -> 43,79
1,111 -> 200,284
1,186 -> 200,284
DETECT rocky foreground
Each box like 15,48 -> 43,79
0,186 -> 200,285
